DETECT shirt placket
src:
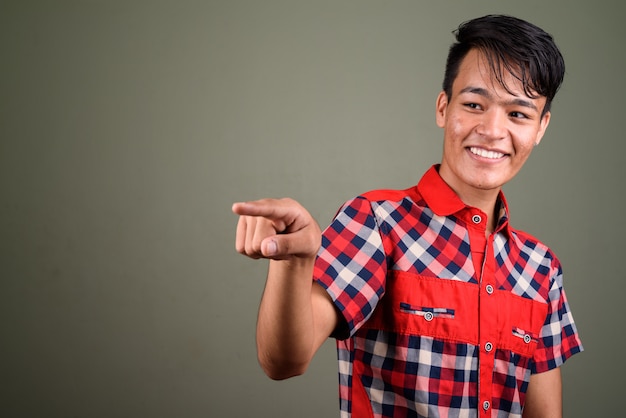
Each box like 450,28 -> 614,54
466,211 -> 498,416
478,234 -> 497,416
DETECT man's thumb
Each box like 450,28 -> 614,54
261,229 -> 317,259
261,238 -> 279,257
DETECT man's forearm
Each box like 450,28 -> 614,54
256,257 -> 318,380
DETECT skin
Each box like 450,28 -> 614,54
232,198 -> 336,380
232,47 -> 562,416
524,368 -> 563,418
436,49 -> 551,233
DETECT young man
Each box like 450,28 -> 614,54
233,15 -> 582,418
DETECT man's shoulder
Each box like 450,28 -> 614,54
507,225 -> 560,264
358,185 -> 419,203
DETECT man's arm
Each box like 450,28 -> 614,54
522,367 -> 562,418
233,199 -> 339,380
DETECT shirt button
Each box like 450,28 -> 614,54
485,284 -> 494,295
424,312 -> 434,321
523,334 -> 532,344
483,401 -> 490,411
485,342 -> 493,352
472,214 -> 482,224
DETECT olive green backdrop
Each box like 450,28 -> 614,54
1,1 -> 623,417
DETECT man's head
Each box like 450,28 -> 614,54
442,15 -> 565,116
435,15 -> 564,208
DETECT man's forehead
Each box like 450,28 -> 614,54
455,49 -> 545,103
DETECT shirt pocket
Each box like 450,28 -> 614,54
496,292 -> 548,357
364,270 -> 480,345
398,303 -> 456,320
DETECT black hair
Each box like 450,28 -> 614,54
442,15 -> 565,115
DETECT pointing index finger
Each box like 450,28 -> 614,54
231,199 -> 293,221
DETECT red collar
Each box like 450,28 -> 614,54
416,165 -> 511,235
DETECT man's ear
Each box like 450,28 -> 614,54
436,91 -> 448,128
535,111 -> 551,146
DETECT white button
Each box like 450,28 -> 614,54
424,312 -> 434,321
485,342 -> 493,352
485,284 -> 494,295
483,401 -> 490,411
523,334 -> 532,344
472,214 -> 482,224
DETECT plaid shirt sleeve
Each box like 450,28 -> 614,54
531,261 -> 583,373
313,196 -> 388,337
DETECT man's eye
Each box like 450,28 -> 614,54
465,103 -> 481,110
510,111 -> 528,119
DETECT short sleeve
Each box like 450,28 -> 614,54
313,196 -> 387,338
531,263 -> 583,373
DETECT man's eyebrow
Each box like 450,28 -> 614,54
459,86 -> 538,111
460,86 -> 492,98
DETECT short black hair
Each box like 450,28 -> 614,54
442,15 -> 565,115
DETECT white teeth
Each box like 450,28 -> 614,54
469,147 -> 505,159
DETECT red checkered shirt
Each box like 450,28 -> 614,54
314,165 -> 583,417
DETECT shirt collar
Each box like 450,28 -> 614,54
417,164 -> 511,235
417,165 -> 466,216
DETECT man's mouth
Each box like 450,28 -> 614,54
469,147 -> 505,159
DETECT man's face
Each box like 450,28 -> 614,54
436,49 -> 551,199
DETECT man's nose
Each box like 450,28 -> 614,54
475,109 -> 507,140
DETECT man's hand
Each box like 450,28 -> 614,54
232,198 -> 321,260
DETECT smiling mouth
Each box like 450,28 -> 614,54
469,147 -> 506,159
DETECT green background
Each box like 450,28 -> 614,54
1,1 -> 623,417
